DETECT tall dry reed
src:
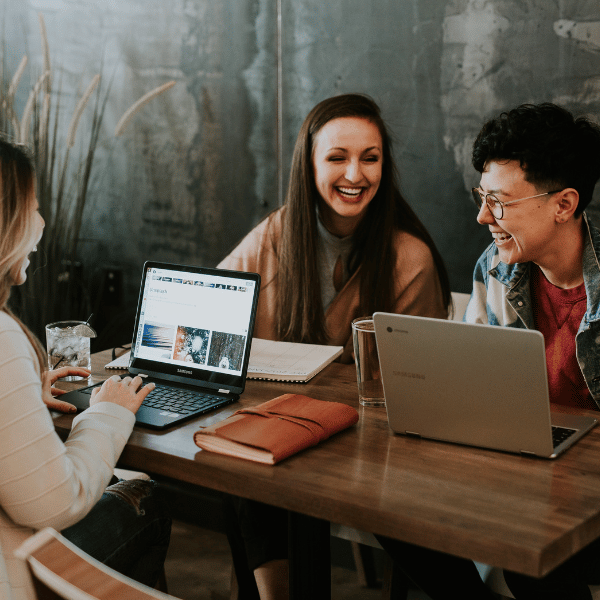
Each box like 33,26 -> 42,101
2,13 -> 175,339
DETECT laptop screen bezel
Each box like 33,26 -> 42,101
127,261 -> 261,395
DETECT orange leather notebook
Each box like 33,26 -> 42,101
193,394 -> 359,464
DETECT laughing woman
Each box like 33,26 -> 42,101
219,93 -> 451,599
220,93 -> 450,363
0,138 -> 171,600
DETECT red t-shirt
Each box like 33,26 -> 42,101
531,265 -> 595,410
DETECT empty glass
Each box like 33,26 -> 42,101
351,317 -> 385,407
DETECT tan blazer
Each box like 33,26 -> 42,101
219,208 -> 448,363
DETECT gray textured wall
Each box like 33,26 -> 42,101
3,0 -> 600,317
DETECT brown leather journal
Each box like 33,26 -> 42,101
193,393 -> 359,464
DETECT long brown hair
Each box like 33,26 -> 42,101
277,94 -> 450,343
0,138 -> 47,372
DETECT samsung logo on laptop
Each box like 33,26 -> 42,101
177,368 -> 193,375
394,370 -> 425,380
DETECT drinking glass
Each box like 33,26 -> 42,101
351,317 -> 385,407
45,321 -> 94,381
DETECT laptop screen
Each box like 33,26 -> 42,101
129,262 -> 260,393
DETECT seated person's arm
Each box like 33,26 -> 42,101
392,234 -> 448,319
0,327 -> 135,531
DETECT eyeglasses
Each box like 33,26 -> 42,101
471,188 -> 562,220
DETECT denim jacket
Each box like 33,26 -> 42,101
464,214 -> 600,407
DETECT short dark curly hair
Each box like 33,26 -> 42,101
472,103 -> 600,216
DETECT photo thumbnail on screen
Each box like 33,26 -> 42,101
173,326 -> 210,365
142,323 -> 175,359
208,332 -> 245,371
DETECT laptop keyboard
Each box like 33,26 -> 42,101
552,425 -> 577,448
142,383 -> 228,415
77,381 -> 229,416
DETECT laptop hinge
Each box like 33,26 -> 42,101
218,389 -> 230,394
519,450 -> 537,457
405,431 -> 421,438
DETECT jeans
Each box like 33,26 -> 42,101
62,479 -> 172,588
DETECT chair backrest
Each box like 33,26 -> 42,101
15,528 -> 177,600
450,291 -> 470,322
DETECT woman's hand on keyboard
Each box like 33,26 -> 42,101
90,375 -> 155,414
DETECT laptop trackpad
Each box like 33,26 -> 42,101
59,385 -> 97,412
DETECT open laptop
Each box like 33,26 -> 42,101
373,312 -> 597,458
61,262 -> 260,429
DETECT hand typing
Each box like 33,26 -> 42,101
90,375 -> 155,414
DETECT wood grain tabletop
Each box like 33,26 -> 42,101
52,348 -> 600,578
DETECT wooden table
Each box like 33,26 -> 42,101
53,349 -> 600,597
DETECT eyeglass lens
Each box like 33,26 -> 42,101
472,189 -> 502,218
471,189 -> 483,208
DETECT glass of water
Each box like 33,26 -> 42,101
45,321 -> 95,381
351,317 -> 385,407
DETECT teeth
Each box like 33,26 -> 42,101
493,232 -> 512,241
337,187 -> 362,197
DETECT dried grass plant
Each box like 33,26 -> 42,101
2,14 -> 175,339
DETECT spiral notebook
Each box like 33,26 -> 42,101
246,339 -> 343,382
106,339 -> 342,383
105,350 -> 131,369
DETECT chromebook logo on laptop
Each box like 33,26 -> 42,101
393,371 -> 425,380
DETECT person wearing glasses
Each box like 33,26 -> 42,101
467,102 -> 600,415
467,102 -> 600,598
377,103 -> 600,600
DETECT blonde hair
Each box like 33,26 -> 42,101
0,138 -> 47,372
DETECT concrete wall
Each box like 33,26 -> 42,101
3,0 -> 600,317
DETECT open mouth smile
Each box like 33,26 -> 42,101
336,186 -> 365,201
493,231 -> 513,246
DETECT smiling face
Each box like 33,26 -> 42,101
312,116 -> 383,237
476,160 -> 563,266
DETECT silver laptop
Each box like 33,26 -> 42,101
62,262 -> 260,429
373,312 -> 597,458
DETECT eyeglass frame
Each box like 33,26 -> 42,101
471,188 -> 563,220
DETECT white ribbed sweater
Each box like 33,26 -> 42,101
0,311 -> 135,600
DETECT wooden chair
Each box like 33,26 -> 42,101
113,467 -> 151,481
14,528 -> 178,600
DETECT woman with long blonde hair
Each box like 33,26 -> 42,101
0,138 -> 171,600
